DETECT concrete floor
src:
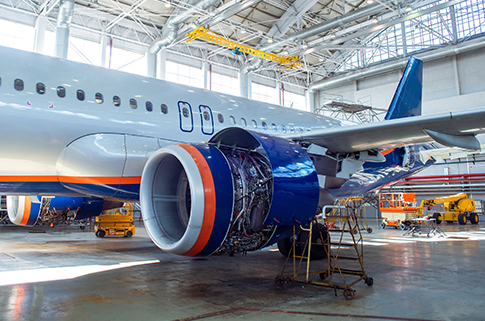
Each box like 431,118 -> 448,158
1,219 -> 484,321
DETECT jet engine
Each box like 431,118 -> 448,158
140,128 -> 319,256
7,196 -> 122,226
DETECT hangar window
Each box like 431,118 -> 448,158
77,90 -> 85,101
251,119 -> 257,128
262,121 -> 268,130
229,116 -> 236,125
113,96 -> 121,107
182,107 -> 190,118
271,123 -> 277,132
95,93 -> 103,104
14,79 -> 24,91
217,113 -> 224,123
36,83 -> 46,95
161,104 -> 168,114
57,86 -> 66,98
240,118 -> 247,127
146,101 -> 153,112
130,98 -> 137,109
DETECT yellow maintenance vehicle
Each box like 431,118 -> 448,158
94,203 -> 135,237
419,193 -> 479,225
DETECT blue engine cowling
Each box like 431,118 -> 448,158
7,196 -> 111,226
140,128 -> 319,256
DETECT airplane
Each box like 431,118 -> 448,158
1,45 -> 484,257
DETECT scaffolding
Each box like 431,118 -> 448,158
276,197 -> 373,300
314,94 -> 386,124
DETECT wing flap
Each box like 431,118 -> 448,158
287,108 -> 485,153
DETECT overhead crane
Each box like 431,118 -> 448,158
186,26 -> 302,70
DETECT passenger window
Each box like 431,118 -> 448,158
281,125 -> 287,134
95,93 -> 103,104
218,114 -> 224,123
0,77 -> 2,86
36,83 -> 46,95
203,111 -> 210,121
146,101 -> 153,112
272,123 -> 277,132
77,90 -> 85,101
57,86 -> 66,98
182,107 -> 190,118
14,79 -> 24,91
161,104 -> 168,114
130,99 -> 137,109
262,121 -> 268,130
229,116 -> 236,125
251,119 -> 257,128
290,126 -> 295,133
240,118 -> 247,127
113,96 -> 121,107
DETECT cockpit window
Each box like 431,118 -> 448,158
14,79 -> 24,91
57,86 -> 66,98
36,83 -> 46,95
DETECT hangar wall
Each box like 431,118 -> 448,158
317,47 -> 485,198
317,47 -> 485,115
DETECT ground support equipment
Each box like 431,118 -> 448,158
94,203 -> 135,238
276,198 -> 373,300
403,218 -> 447,238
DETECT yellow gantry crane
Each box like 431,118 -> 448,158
186,26 -> 302,70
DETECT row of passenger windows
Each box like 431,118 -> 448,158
7,77 -> 307,133
12,78 -> 169,114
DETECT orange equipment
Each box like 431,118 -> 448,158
379,193 -> 419,230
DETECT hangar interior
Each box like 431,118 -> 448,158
1,0 -> 485,320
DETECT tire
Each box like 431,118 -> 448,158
469,213 -> 479,225
432,213 -> 441,225
277,237 -> 294,257
365,277 -> 374,286
458,213 -> 467,225
125,231 -> 133,237
300,223 -> 330,260
367,227 -> 373,234
96,230 -> 105,238
399,223 -> 407,231
380,221 -> 386,229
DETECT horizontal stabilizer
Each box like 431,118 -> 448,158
424,129 -> 481,151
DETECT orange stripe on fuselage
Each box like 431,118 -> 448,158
381,148 -> 395,156
20,197 -> 31,226
178,144 -> 216,257
0,176 -> 141,185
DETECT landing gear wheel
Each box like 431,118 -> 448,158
380,221 -> 386,229
95,230 -> 105,238
433,212 -> 442,225
367,227 -> 373,233
469,213 -> 479,225
125,231 -> 133,237
343,288 -> 355,300
365,277 -> 374,286
458,213 -> 467,225
399,223 -> 407,231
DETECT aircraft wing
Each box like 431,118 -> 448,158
286,107 -> 485,153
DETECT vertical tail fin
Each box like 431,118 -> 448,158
384,56 -> 423,120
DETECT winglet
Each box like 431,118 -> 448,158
385,56 -> 423,120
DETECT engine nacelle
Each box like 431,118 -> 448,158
7,196 -> 120,226
140,128 -> 319,256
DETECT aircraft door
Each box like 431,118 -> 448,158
199,105 -> 214,135
178,101 -> 193,132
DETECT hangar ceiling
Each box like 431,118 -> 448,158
0,0 -> 483,87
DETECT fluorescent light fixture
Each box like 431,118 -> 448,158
165,2 -> 171,7
406,5 -> 412,12
367,0 -> 374,3
240,29 -> 246,34
267,38 -> 273,43
372,16 -> 378,24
